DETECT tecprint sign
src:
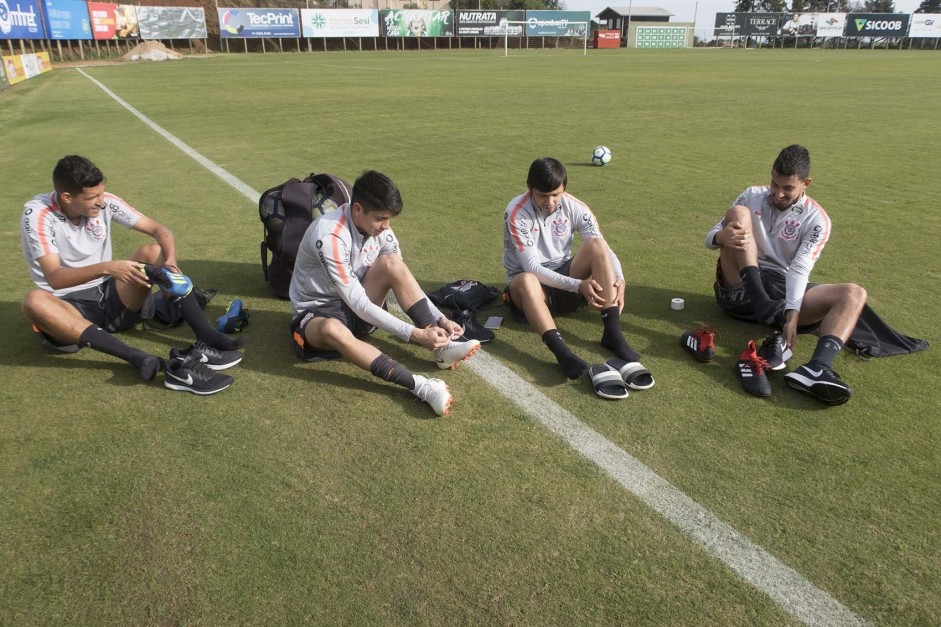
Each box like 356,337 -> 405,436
218,8 -> 299,38
844,13 -> 910,37
456,10 -> 524,36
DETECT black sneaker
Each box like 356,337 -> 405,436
784,362 -> 852,406
170,340 -> 242,370
757,331 -> 793,371
735,340 -> 772,398
164,353 -> 233,395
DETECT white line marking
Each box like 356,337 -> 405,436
78,68 -> 868,627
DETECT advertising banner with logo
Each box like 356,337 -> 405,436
88,2 -> 118,39
909,13 -> 941,38
381,10 -> 453,37
2,50 -> 51,84
525,11 -> 591,36
741,12 -> 779,37
42,0 -> 92,40
218,8 -> 299,38
455,10 -> 524,36
138,6 -> 206,39
844,13 -> 910,37
300,9 -> 378,38
113,4 -> 139,39
0,0 -> 45,39
714,12 -> 745,36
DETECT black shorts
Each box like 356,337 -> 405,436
36,279 -> 149,351
503,259 -> 586,322
290,300 -> 379,362
713,261 -> 819,332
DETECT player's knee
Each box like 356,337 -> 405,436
316,318 -> 351,346
846,283 -> 867,307
22,289 -> 52,319
134,243 -> 162,264
725,204 -> 751,224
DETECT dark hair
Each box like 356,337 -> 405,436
351,170 -> 403,216
53,155 -> 105,195
527,157 -> 567,193
773,145 -> 811,180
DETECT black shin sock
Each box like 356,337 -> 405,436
177,294 -> 246,350
542,329 -> 588,380
79,325 -> 163,381
809,335 -> 844,369
405,298 -> 437,328
599,306 -> 639,362
369,353 -> 415,389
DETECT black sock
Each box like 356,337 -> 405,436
405,298 -> 437,328
740,266 -> 771,305
809,335 -> 843,368
79,325 -> 163,381
599,306 -> 639,362
369,353 -> 415,389
177,294 -> 246,350
542,329 -> 588,380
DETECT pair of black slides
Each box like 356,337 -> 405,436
589,359 -> 655,400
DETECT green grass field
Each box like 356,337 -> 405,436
1,48 -> 939,625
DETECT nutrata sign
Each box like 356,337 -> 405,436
844,13 -> 909,37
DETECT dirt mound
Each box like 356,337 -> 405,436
121,41 -> 183,62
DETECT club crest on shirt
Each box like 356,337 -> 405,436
362,242 -> 380,265
86,218 -> 106,241
551,216 -> 570,238
779,219 -> 801,241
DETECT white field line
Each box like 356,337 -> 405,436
77,67 -> 868,627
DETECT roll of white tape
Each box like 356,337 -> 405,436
671,298 -> 685,311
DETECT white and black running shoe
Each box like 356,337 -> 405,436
784,363 -> 852,406
165,353 -> 233,395
757,331 -> 793,371
170,340 -> 242,370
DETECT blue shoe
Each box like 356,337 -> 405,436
143,264 -> 193,299
216,298 -> 250,333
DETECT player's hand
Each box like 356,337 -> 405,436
436,317 -> 463,340
721,220 -> 751,251
412,325 -> 451,350
614,280 -> 625,314
110,261 -> 151,287
782,311 -> 799,350
579,278 -> 606,311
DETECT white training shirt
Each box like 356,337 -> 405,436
289,203 -> 441,342
502,191 -> 624,291
21,191 -> 141,296
706,185 -> 831,312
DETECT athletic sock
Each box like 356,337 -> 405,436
177,294 -> 246,350
809,335 -> 844,369
79,325 -> 163,381
740,266 -> 771,305
599,306 -> 640,362
369,353 -> 415,389
542,329 -> 589,380
405,298 -> 437,328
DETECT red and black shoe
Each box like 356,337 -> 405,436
736,340 -> 772,398
680,325 -> 717,363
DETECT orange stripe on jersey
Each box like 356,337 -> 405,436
36,207 -> 57,256
331,212 -> 350,284
807,197 -> 830,259
508,194 -> 531,252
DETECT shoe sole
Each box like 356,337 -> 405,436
164,380 -> 231,395
436,342 -> 481,370
784,376 -> 851,406
206,357 -> 242,371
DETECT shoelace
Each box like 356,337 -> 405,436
192,340 -> 224,360
179,352 -> 218,380
747,355 -> 771,375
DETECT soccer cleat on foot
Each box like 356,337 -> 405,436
142,264 -> 193,299
164,352 -> 233,395
784,363 -> 852,406
433,338 -> 481,370
170,339 -> 242,371
412,374 -> 452,417
735,340 -> 772,397
681,326 -> 716,363
757,331 -> 793,371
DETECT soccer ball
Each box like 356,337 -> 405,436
592,146 -> 612,166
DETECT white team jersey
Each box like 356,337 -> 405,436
21,191 -> 141,296
706,185 -> 831,312
290,203 -> 439,342
502,191 -> 624,292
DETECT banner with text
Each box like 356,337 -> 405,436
138,6 -> 206,39
714,12 -> 779,37
455,10 -> 524,36
525,11 -> 590,36
781,13 -> 847,37
381,10 -> 453,37
42,0 -> 92,40
844,13 -> 910,37
714,13 -> 745,36
300,8 -> 378,38
0,0 -> 45,39
3,50 -> 51,84
908,13 -> 940,38
218,8 -> 299,38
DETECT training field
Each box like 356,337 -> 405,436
1,48 -> 939,625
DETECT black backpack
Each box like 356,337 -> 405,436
259,172 -> 352,299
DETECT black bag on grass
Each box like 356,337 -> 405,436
259,172 -> 352,299
427,280 -> 501,312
